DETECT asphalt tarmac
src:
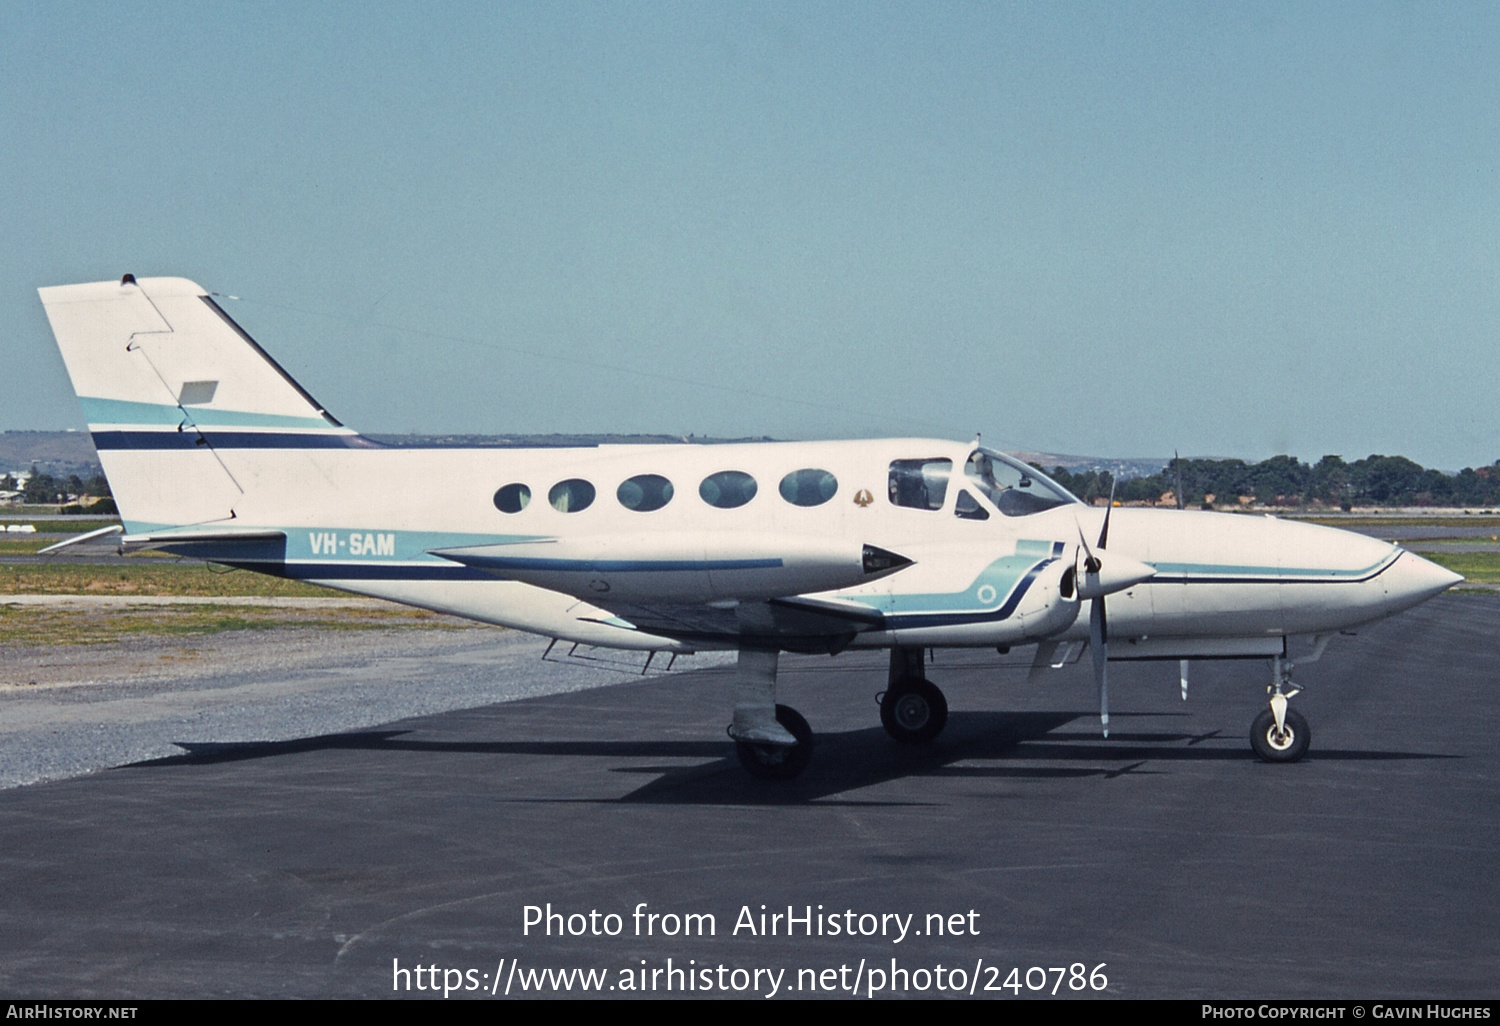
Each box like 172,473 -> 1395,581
0,595 -> 1496,1000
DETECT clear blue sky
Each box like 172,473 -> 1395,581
4,2 -> 1497,469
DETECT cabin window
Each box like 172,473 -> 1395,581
618,474 -> 674,512
888,458 -> 952,510
549,478 -> 596,513
700,470 -> 757,509
779,468 -> 838,507
955,489 -> 989,520
493,483 -> 531,514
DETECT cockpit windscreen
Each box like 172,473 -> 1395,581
964,448 -> 1078,517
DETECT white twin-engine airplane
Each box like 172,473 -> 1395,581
38,275 -> 1462,778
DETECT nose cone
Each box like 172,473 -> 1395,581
1386,550 -> 1464,608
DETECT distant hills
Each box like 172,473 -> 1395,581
0,431 -> 101,477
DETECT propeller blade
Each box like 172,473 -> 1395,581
1075,517 -> 1100,574
1098,479 -> 1117,549
1090,594 -> 1109,737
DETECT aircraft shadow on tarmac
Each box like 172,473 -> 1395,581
128,710 -> 1454,806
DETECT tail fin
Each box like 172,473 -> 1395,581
38,275 -> 356,530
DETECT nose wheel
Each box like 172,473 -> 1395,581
879,678 -> 949,743
1251,706 -> 1309,762
1251,653 -> 1312,763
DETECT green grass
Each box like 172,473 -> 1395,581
1399,536 -> 1500,545
1420,551 -> 1500,584
0,561 -> 338,597
0,603 -> 480,646
1290,516 -> 1500,528
7,519 -> 121,534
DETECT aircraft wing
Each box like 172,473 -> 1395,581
427,535 -> 911,605
584,595 -> 887,654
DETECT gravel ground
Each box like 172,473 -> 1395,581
0,624 -> 732,790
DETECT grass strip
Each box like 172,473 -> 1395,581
1,561 -> 340,598
0,603 -> 482,646
1290,516 -> 1500,528
1419,551 -> 1500,584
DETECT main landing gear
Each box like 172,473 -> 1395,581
726,646 -> 953,780
733,704 -> 813,780
726,649 -> 814,780
878,648 -> 949,744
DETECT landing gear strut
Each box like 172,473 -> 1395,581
879,647 -> 949,744
1250,649 -> 1319,763
727,648 -> 813,779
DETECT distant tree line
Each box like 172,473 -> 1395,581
1,471 -> 115,511
1045,455 -> 1500,509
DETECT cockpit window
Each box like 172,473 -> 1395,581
888,459 -> 952,510
955,489 -> 989,520
964,448 -> 1077,517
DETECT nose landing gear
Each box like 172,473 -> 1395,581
1251,648 -> 1321,763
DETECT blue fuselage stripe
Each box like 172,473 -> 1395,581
882,557 -> 1057,630
214,560 -> 496,582
449,556 -> 783,573
93,431 -> 364,450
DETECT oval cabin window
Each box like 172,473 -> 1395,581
493,483 -> 531,514
617,474 -> 674,512
699,470 -> 757,509
779,468 -> 838,507
549,479 -> 596,513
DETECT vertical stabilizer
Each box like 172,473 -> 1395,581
38,276 -> 357,529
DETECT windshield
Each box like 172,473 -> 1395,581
964,448 -> 1078,517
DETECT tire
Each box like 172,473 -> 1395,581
880,678 -> 949,744
736,704 -> 814,780
1250,707 -> 1310,763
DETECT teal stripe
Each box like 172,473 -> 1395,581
850,548 -> 1054,617
126,523 -> 549,563
80,397 -> 335,431
1148,555 -> 1394,579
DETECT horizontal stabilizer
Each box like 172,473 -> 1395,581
120,528 -> 287,555
36,524 -> 124,556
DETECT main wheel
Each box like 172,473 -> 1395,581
880,678 -> 949,743
1250,707 -> 1310,763
735,704 -> 814,780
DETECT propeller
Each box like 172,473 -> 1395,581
1080,482 -> 1116,737
1073,482 -> 1157,738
